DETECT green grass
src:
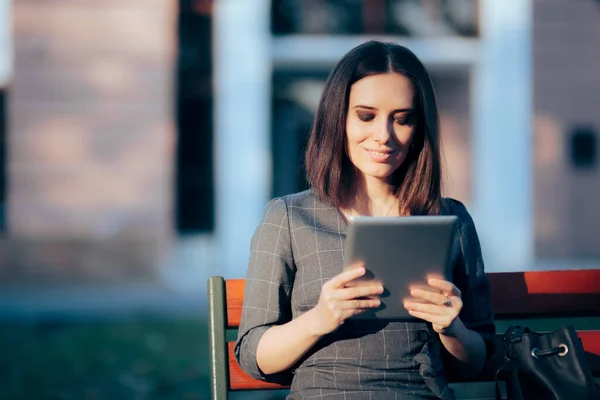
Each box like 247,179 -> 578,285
0,316 -> 212,399
0,315 -> 291,399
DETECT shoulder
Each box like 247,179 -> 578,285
275,189 -> 339,231
280,189 -> 318,208
443,198 -> 474,225
261,189 -> 319,222
278,189 -> 334,214
442,197 -> 477,239
263,197 -> 287,216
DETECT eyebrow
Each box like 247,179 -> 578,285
353,105 -> 414,113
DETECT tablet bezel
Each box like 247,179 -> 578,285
343,215 -> 458,320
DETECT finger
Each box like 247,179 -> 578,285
345,260 -> 366,270
407,310 -> 444,324
339,298 -> 381,310
326,264 -> 366,288
407,310 -> 430,321
338,285 -> 384,300
337,307 -> 369,324
409,288 -> 448,306
404,300 -> 452,316
407,310 -> 455,330
427,279 -> 461,298
351,308 -> 368,317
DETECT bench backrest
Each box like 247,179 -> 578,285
208,270 -> 600,399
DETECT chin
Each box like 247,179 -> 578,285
360,166 -> 397,181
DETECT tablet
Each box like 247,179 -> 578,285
343,215 -> 458,320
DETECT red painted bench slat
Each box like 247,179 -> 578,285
225,271 -> 600,327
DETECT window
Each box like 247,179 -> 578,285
0,87 -> 5,232
271,0 -> 479,37
175,0 -> 214,233
271,69 -> 327,198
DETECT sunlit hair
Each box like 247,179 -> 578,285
305,40 -> 443,216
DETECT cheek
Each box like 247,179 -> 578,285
346,121 -> 368,150
346,119 -> 363,139
394,126 -> 416,146
393,152 -> 406,164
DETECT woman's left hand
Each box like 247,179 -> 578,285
403,278 -> 463,335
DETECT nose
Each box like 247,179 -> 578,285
372,117 -> 394,144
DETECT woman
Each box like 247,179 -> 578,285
235,41 -> 495,400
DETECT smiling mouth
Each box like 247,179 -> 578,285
369,150 -> 393,156
366,148 -> 396,155
365,148 -> 396,162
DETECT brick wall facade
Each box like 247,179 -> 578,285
2,0 -> 176,285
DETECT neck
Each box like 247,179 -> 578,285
346,174 -> 398,217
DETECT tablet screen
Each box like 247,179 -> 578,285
343,216 -> 458,320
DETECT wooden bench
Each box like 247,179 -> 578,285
208,270 -> 600,399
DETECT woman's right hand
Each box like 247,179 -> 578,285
309,264 -> 384,336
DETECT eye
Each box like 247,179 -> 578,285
394,113 -> 413,126
357,112 -> 375,122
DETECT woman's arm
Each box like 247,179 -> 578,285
444,199 -> 496,377
438,318 -> 487,377
404,199 -> 495,379
255,306 -> 322,375
404,278 -> 487,378
256,267 -> 383,375
235,198 -> 382,380
234,198 -> 296,382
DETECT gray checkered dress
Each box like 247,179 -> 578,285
235,190 -> 495,400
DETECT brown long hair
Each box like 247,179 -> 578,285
305,40 -> 443,216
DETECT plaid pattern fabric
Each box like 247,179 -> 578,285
235,190 -> 495,400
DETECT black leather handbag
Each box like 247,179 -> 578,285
495,325 -> 599,400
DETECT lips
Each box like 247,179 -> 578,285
369,150 -> 392,156
364,147 -> 396,162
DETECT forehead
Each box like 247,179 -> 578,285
348,73 -> 414,108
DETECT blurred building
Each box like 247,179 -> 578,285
0,0 -> 599,307
2,0 -> 176,289
533,1 -> 600,261
0,0 -> 8,235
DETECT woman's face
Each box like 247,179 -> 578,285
345,72 -> 416,183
